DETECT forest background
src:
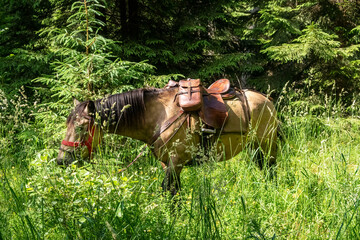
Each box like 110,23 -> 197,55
1,0 -> 360,239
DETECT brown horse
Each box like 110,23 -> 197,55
57,86 -> 278,196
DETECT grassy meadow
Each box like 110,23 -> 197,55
1,88 -> 360,239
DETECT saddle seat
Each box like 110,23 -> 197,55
207,78 -> 230,94
166,78 -> 238,130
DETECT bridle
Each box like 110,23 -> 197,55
60,115 -> 98,158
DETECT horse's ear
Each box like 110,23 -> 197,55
87,100 -> 95,114
73,98 -> 81,107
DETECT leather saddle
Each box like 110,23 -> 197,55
166,78 -> 237,130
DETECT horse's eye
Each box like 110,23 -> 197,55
75,123 -> 86,135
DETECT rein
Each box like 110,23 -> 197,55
117,145 -> 148,173
116,111 -> 186,173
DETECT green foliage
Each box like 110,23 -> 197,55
104,0 -> 268,82
0,87 -> 44,169
3,0 -> 360,96
258,2 -> 306,45
263,23 -> 340,63
0,0 -> 51,95
35,0 -> 155,107
263,20 -> 360,93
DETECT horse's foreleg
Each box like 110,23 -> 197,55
161,161 -> 183,197
162,169 -> 181,197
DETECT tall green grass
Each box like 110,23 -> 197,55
1,85 -> 360,239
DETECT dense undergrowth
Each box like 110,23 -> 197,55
1,84 -> 360,239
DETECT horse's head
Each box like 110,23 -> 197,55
57,99 -> 101,166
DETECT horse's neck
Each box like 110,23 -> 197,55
141,88 -> 179,144
103,88 -> 178,144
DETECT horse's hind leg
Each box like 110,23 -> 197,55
254,128 -> 278,169
253,137 -> 277,179
258,137 -> 277,166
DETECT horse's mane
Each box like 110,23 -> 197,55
94,88 -> 159,130
68,88 -> 166,130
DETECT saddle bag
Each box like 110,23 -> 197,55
177,79 -> 202,111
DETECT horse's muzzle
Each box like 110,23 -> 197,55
57,148 -> 75,166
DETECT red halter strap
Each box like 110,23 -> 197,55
61,120 -> 97,157
61,140 -> 80,147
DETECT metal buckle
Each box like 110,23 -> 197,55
201,128 -> 216,134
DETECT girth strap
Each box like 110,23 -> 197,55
235,88 -> 251,124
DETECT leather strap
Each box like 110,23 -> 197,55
234,89 -> 251,124
61,140 -> 80,148
150,110 -> 185,144
117,109 -> 186,173
158,114 -> 188,147
188,80 -> 191,99
177,90 -> 201,95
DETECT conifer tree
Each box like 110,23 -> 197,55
35,0 -> 156,115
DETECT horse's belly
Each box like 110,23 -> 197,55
216,133 -> 247,161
